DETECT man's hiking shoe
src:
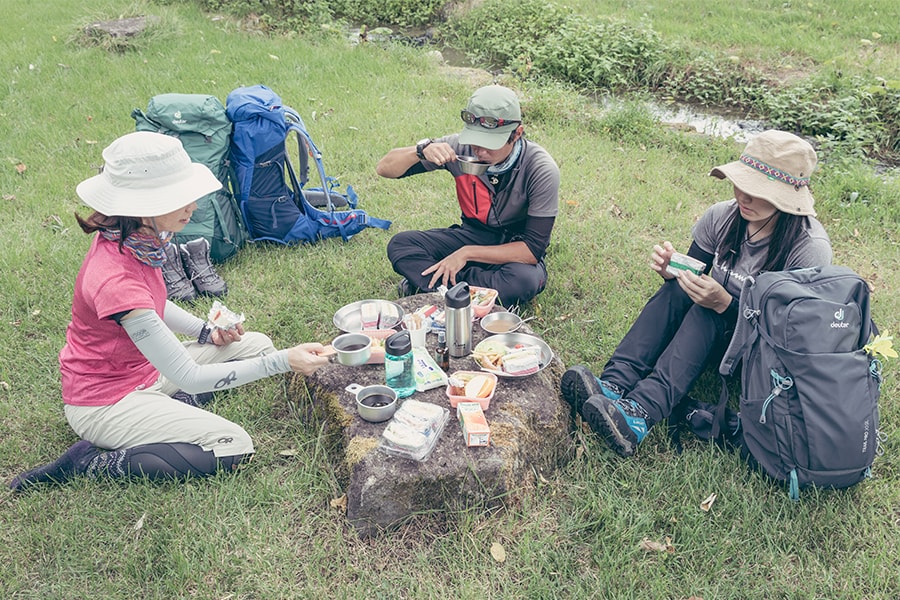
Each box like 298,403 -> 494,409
162,243 -> 197,303
397,278 -> 418,298
581,395 -> 650,458
561,365 -> 623,414
181,238 -> 227,297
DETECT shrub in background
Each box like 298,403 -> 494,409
330,0 -> 446,28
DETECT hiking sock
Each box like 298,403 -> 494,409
87,442 -> 246,481
8,440 -> 102,491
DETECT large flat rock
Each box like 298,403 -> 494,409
288,293 -> 573,536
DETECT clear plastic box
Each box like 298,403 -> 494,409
378,400 -> 449,462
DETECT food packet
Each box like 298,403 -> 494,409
207,300 -> 246,331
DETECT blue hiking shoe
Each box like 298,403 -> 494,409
561,365 -> 600,414
561,366 -> 623,414
582,395 -> 650,457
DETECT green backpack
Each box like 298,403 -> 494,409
132,93 -> 248,262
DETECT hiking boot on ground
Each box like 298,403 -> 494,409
181,237 -> 227,297
397,277 -> 419,298
561,365 -> 623,414
8,440 -> 102,491
581,394 -> 650,458
162,242 -> 197,302
172,390 -> 215,408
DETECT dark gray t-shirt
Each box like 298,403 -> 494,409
424,134 -> 560,227
692,199 -> 833,298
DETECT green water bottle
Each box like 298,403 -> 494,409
385,330 -> 416,398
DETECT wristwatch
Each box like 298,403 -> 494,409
198,324 -> 212,345
415,138 -> 432,160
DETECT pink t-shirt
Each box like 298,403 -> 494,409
59,234 -> 166,406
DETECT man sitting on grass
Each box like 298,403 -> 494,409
376,85 -> 560,308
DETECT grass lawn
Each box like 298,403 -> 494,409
1,1 -> 898,598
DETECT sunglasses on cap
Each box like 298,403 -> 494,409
460,110 -> 520,129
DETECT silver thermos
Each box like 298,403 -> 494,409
445,281 -> 473,358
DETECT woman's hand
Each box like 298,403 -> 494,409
676,271 -> 733,313
209,323 -> 245,346
650,241 -> 676,279
287,342 -> 331,375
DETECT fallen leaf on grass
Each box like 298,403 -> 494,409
330,494 -> 347,512
278,448 -> 299,457
490,541 -> 506,563
15,163 -> 26,175
133,512 -> 146,531
0,381 -> 10,391
700,493 -> 717,512
638,537 -> 674,553
566,200 -> 579,206
3,194 -> 15,201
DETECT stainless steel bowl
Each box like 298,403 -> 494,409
347,384 -> 398,423
457,156 -> 490,175
331,333 -> 372,366
333,299 -> 405,332
479,311 -> 524,334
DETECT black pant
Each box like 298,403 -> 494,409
600,279 -> 735,425
386,223 -> 547,307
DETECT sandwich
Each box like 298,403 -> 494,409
501,346 -> 541,376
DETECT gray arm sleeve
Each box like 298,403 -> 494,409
162,300 -> 206,337
121,310 -> 291,394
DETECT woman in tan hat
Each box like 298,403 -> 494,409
561,130 -> 833,458
10,132 -> 330,491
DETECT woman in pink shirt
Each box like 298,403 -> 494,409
10,132 -> 330,491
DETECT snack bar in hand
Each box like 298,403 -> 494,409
207,300 -> 245,331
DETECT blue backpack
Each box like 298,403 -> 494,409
226,85 -> 390,244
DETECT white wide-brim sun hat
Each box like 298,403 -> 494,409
76,131 -> 222,218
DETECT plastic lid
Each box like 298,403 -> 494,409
437,330 -> 446,344
386,329 -> 412,356
445,282 -> 471,309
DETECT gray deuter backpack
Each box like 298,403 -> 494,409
718,265 -> 882,499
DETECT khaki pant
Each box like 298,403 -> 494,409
65,332 -> 276,458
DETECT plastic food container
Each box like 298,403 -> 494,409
379,400 -> 449,462
362,329 -> 394,364
446,370 -> 498,410
470,286 -> 499,318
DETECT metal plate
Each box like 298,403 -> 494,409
472,333 -> 553,378
333,299 -> 405,333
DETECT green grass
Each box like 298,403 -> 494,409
2,1 -> 899,598
563,0 -> 900,80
